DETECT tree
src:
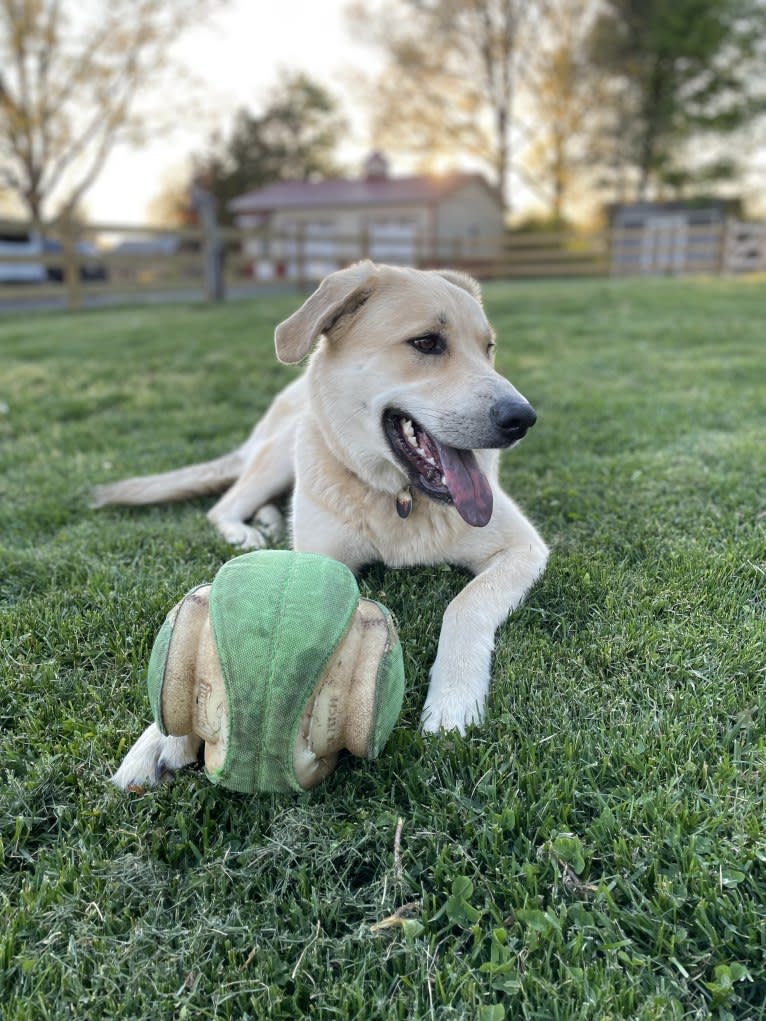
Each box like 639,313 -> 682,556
146,168 -> 196,228
587,0 -> 766,200
520,0 -> 604,222
193,72 -> 347,225
347,0 -> 553,214
0,0 -> 225,224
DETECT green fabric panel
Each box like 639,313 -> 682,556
368,602 -> 405,759
207,550 -> 360,793
147,615 -> 173,737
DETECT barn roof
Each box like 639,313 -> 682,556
229,172 -> 498,214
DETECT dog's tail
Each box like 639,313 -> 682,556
91,450 -> 244,508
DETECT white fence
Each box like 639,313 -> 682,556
0,214 -> 764,311
610,216 -> 766,277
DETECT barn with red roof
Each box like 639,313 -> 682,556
229,153 -> 504,280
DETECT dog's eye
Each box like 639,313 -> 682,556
409,333 -> 446,355
487,341 -> 496,358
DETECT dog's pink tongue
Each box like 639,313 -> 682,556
436,443 -> 493,527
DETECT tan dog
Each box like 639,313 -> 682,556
96,262 -> 548,789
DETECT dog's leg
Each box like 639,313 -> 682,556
421,509 -> 548,735
111,724 -> 203,791
204,375 -> 306,547
207,429 -> 295,548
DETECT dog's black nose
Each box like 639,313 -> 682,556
490,397 -> 537,441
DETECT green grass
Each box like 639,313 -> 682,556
1,277 -> 765,1020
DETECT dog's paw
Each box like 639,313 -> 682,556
420,650 -> 489,735
211,508 -> 285,550
254,504 -> 285,543
420,693 -> 484,736
215,520 -> 270,550
111,724 -> 201,792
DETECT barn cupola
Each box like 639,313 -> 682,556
363,151 -> 390,180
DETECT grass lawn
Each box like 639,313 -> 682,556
1,276 -> 765,1020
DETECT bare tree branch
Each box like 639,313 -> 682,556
0,0 -> 227,221
346,0 -> 550,212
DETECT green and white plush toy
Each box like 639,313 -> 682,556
134,550 -> 404,793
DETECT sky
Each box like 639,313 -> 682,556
7,0 -> 765,225
85,0 -> 379,224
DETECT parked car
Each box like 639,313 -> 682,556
0,233 -> 108,284
42,238 -> 109,282
0,234 -> 47,284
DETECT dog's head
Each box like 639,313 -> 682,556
274,261 -> 536,527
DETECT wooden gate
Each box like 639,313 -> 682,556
723,220 -> 766,273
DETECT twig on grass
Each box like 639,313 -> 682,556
369,901 -> 421,933
393,815 -> 404,880
291,919 -> 321,982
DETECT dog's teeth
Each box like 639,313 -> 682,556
441,474 -> 446,486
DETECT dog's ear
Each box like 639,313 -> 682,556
274,261 -> 378,364
433,269 -> 483,304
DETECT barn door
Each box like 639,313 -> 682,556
641,215 -> 688,275
367,221 -> 418,265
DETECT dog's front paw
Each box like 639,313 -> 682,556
420,693 -> 484,735
420,650 -> 489,735
111,724 -> 201,792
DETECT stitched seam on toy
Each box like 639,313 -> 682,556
370,601 -> 401,758
302,611 -> 356,757
284,560 -> 359,790
156,584 -> 209,737
371,609 -> 392,756
208,563 -> 252,788
262,554 -> 296,791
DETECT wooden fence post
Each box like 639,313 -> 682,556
62,212 -> 82,312
296,222 -> 307,290
717,219 -> 730,276
191,180 -> 225,302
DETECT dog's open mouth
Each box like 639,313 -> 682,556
383,410 -> 493,527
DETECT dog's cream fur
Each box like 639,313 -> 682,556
102,262 -> 548,791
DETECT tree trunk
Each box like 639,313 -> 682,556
25,191 -> 44,235
496,105 -> 509,213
